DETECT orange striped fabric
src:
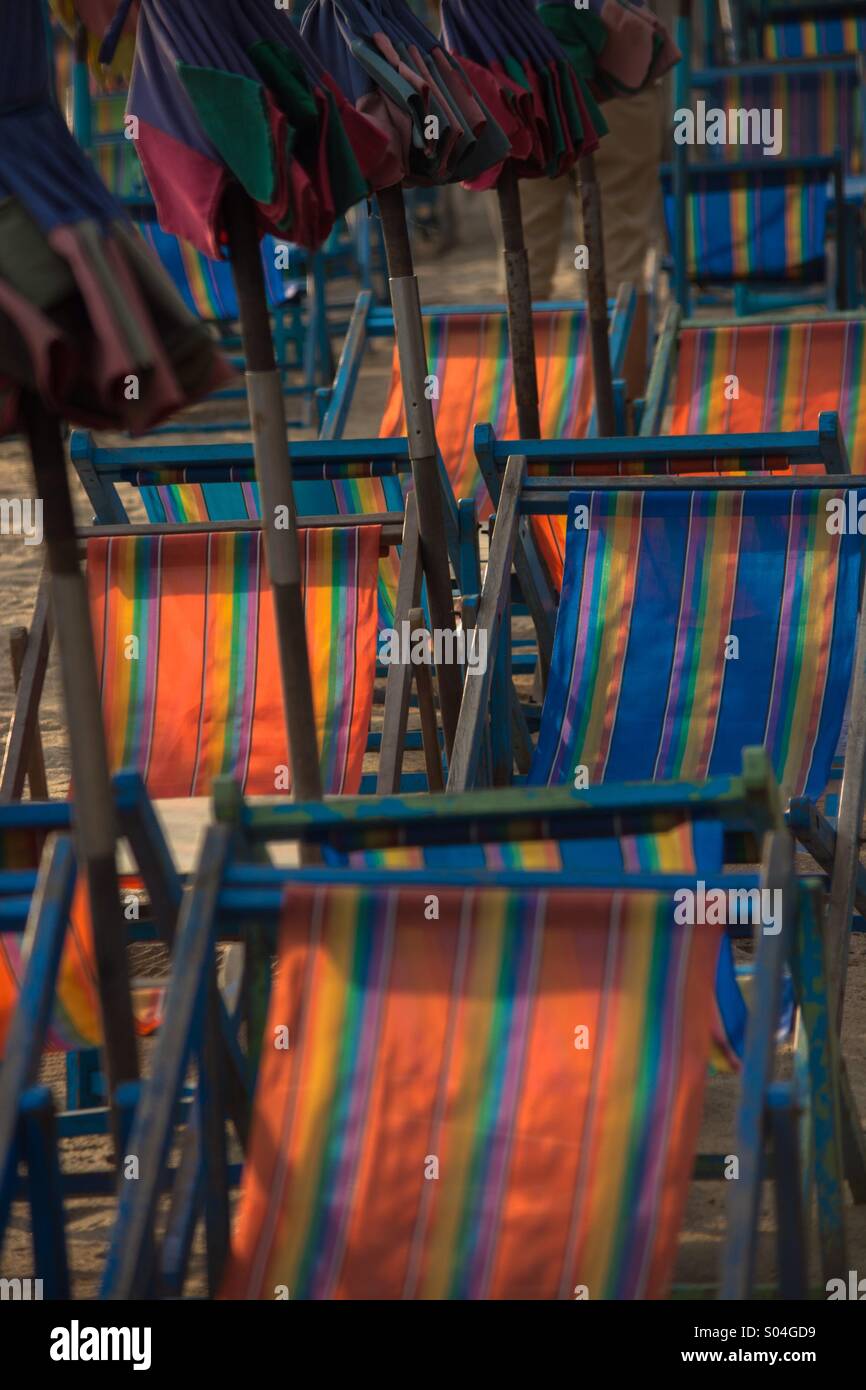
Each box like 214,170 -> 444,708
87,526 -> 381,798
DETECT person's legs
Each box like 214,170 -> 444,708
583,84 -> 665,398
512,173 -> 572,300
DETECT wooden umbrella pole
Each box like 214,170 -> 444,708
495,165 -> 541,439
222,184 -> 323,802
376,182 -> 462,761
577,153 -> 617,436
20,394 -> 139,1111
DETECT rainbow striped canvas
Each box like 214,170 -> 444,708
532,488 -> 861,799
0,873 -> 158,1057
379,310 -> 595,522
663,165 -> 829,284
87,526 -> 380,798
137,472 -> 401,633
222,882 -> 720,1300
700,69 -> 862,173
669,320 -> 866,472
135,223 -> 289,321
762,14 -> 866,60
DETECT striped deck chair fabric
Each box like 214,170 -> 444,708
698,69 -> 863,173
136,473 -> 402,634
379,309 -> 595,522
662,165 -> 830,284
135,223 -> 290,321
87,526 -> 380,798
222,882 -> 721,1300
668,319 -> 866,471
761,13 -> 866,60
531,487 -> 861,801
0,872 -> 159,1056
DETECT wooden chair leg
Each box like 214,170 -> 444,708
410,607 -> 444,793
767,1086 -> 808,1300
9,627 -> 49,800
1,573 -> 52,803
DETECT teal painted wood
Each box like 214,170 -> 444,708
101,825 -> 232,1300
212,751 -> 778,853
789,882 -> 848,1287
20,1085 -> 70,1300
721,832 -> 796,1300
319,289 -> 374,441
0,837 -> 76,1241
478,415 -> 844,472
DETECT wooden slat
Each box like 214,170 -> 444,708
447,455 -> 527,793
101,825 -> 231,1300
377,493 -> 423,794
0,574 -> 52,803
8,625 -> 48,800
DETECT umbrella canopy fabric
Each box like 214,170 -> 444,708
536,0 -> 680,99
117,0 -> 399,258
439,0 -> 606,191
300,0 -> 512,187
0,0 -> 232,436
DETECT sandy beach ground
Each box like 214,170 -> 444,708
1,187 -> 864,1297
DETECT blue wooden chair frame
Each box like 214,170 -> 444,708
0,771 -> 254,1298
446,466 -> 866,1183
95,758 -> 858,1299
465,414 -> 849,755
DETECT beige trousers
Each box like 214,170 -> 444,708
515,83 -> 666,300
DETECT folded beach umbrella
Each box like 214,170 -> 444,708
536,0 -> 680,99
440,0 -> 611,436
100,0 -> 421,803
0,0 -> 232,1111
301,0 -> 512,757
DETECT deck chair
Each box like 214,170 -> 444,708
0,777 -> 238,1298
471,412 -> 846,597
1,501 -> 452,807
97,776 -> 856,1300
694,61 -> 865,175
318,289 -> 637,517
662,154 -> 851,313
449,469 -> 866,1022
639,305 -> 866,465
748,2 -> 866,60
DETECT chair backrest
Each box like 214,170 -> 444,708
662,160 -> 833,284
532,484 -> 862,799
694,64 -> 863,172
135,223 -> 290,320
756,5 -> 866,59
379,309 -> 595,520
669,319 -> 866,469
222,878 -> 722,1299
87,525 -> 380,797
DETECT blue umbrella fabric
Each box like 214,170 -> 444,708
0,0 -> 232,436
